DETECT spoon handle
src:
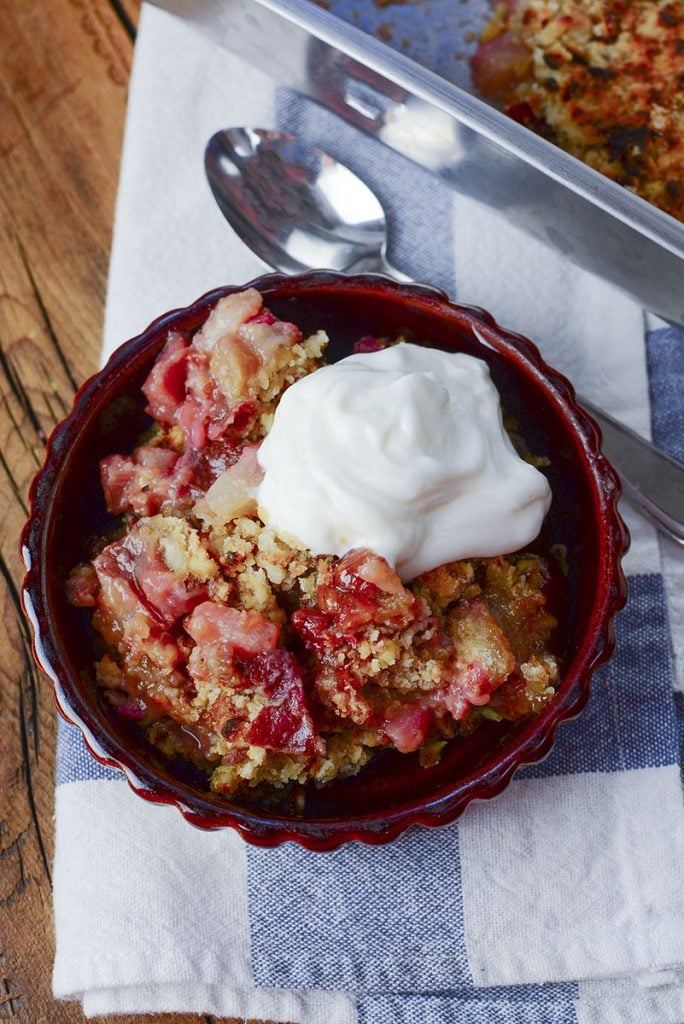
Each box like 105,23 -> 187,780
579,398 -> 684,545
379,256 -> 413,284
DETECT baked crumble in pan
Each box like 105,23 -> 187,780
472,0 -> 684,220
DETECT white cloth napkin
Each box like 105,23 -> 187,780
53,4 -> 684,1022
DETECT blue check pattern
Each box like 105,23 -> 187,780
359,986 -> 578,1024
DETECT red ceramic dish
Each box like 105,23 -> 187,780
20,272 -> 628,851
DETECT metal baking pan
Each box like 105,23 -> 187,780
158,0 -> 684,322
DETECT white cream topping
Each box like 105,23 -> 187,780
256,343 -> 552,580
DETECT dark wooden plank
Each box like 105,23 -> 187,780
0,1 -> 273,1021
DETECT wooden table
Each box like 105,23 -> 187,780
0,3 -> 252,1021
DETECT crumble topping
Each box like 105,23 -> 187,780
472,0 -> 684,220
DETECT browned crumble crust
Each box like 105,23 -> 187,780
473,0 -> 684,220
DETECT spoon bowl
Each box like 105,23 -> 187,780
205,127 -> 399,276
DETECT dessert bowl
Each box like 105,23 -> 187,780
21,271 -> 628,850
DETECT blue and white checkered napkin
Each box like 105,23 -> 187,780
52,5 -> 684,1021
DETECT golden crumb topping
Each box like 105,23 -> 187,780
473,0 -> 684,219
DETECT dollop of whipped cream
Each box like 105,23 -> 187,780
256,343 -> 551,580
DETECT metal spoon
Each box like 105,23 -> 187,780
205,127 -> 684,545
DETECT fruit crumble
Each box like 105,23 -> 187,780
67,288 -> 560,799
472,0 -> 684,220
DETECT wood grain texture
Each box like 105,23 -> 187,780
0,2 -> 266,1021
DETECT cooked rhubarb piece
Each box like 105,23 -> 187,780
382,705 -> 434,754
193,443 -> 263,527
185,600 -> 280,655
66,564 -> 99,607
470,32 -> 531,103
443,597 -> 516,720
142,332 -> 189,424
242,651 -> 319,756
101,445 -> 180,517
162,289 -> 308,449
316,548 -> 420,633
